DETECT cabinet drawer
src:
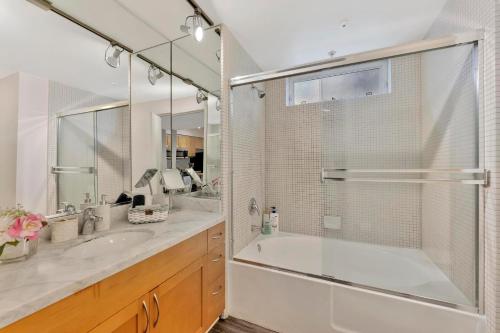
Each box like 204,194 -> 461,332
205,244 -> 225,284
205,276 -> 225,326
207,223 -> 225,251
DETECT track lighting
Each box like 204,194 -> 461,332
196,89 -> 208,104
147,64 -> 164,86
180,8 -> 204,42
105,43 -> 124,68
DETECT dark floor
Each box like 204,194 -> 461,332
210,317 -> 277,333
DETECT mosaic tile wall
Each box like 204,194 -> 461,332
265,55 -> 423,248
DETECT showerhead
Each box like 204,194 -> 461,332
196,89 -> 208,104
252,84 -> 266,99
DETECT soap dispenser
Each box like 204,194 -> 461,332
95,194 -> 111,232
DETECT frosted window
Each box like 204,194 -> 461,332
287,60 -> 391,106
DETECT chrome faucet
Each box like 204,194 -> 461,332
57,202 -> 77,215
81,207 -> 102,235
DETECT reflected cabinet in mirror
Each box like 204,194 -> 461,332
131,26 -> 221,203
0,1 -> 131,216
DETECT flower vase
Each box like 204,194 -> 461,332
0,238 -> 38,263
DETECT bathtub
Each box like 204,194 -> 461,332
229,232 -> 485,333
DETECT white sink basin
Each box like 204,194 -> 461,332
64,230 -> 154,259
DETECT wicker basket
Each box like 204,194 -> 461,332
128,204 -> 169,224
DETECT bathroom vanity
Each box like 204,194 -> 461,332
0,212 -> 225,333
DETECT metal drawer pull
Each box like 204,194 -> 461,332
211,254 -> 223,262
153,293 -> 160,328
142,300 -> 150,333
211,232 -> 223,240
212,285 -> 223,296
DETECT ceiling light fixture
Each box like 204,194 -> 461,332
147,64 -> 164,86
180,8 -> 204,42
215,49 -> 221,62
196,89 -> 208,104
105,43 -> 124,68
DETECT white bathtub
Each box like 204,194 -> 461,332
229,232 -> 485,333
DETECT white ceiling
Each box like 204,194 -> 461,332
197,0 -> 449,70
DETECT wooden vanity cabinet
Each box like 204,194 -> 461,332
150,258 -> 204,333
88,295 -> 149,333
0,222 -> 225,333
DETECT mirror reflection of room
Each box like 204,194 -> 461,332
0,0 -> 130,216
131,27 -> 221,202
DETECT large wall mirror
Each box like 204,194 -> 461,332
130,26 -> 221,202
0,1 -> 131,215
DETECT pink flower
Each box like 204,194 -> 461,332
7,214 -> 45,241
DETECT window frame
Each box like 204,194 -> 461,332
286,59 -> 392,106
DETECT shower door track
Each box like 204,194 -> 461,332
229,30 -> 483,87
232,258 -> 478,314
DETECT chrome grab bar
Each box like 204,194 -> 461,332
51,166 -> 95,174
321,168 -> 489,186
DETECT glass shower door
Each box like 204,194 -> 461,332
56,112 -> 96,209
319,42 -> 481,309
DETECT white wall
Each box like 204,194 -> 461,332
16,73 -> 49,214
0,73 -> 19,208
131,105 -> 163,196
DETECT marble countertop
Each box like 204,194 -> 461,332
0,209 -> 225,328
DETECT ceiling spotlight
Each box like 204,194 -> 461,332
105,43 -> 124,68
215,49 -> 221,62
328,50 -> 336,58
196,89 -> 208,104
180,8 -> 204,42
148,64 -> 164,86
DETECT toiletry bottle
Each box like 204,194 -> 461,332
270,206 -> 279,233
95,194 -> 111,232
262,208 -> 272,235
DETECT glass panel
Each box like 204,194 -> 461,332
320,43 -> 478,307
57,112 -> 96,208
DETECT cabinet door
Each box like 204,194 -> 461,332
89,294 -> 150,333
151,259 -> 204,333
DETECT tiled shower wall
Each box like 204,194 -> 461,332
265,55 -> 423,247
